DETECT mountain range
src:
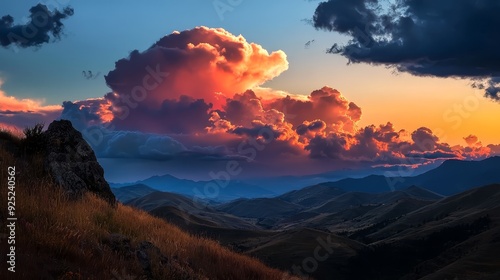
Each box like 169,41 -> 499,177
111,156 -> 500,279
111,174 -> 275,201
112,156 -> 500,202
330,156 -> 500,195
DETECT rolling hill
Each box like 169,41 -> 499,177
237,184 -> 500,280
246,228 -> 366,280
342,184 -> 500,280
126,191 -> 257,230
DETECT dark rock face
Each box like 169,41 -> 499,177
136,241 -> 169,279
44,120 -> 116,205
102,234 -> 169,280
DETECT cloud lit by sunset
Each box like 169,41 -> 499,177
31,26 -> 494,175
104,26 -> 289,110
0,81 -> 61,131
0,25 -> 497,175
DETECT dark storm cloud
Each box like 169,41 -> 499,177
313,0 -> 500,98
313,0 -> 379,34
0,4 -> 74,48
483,77 -> 500,101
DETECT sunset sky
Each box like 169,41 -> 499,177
1,0 -> 499,181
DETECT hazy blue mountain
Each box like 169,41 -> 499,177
110,174 -> 276,201
329,157 -> 500,195
244,163 -> 438,195
111,157 -> 499,202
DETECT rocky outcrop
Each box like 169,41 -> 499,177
136,241 -> 169,279
103,234 -> 169,280
44,120 -> 116,205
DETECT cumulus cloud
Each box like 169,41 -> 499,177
104,26 -> 288,110
488,144 -> 500,156
266,86 -> 362,132
306,132 -> 351,160
410,127 -> 452,152
222,90 -> 264,127
59,99 -> 110,131
464,135 -> 479,147
0,4 -> 74,48
312,0 -> 500,99
302,122 -> 497,164
447,135 -> 493,159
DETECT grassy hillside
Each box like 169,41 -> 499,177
246,228 -> 365,280
0,133 -> 297,280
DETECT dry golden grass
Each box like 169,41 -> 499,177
0,141 -> 299,280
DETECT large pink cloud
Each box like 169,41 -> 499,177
104,26 -> 288,111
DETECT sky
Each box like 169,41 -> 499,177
1,0 -> 499,182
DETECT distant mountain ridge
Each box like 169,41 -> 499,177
111,173 -> 276,201
329,156 -> 500,195
112,157 -> 500,201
